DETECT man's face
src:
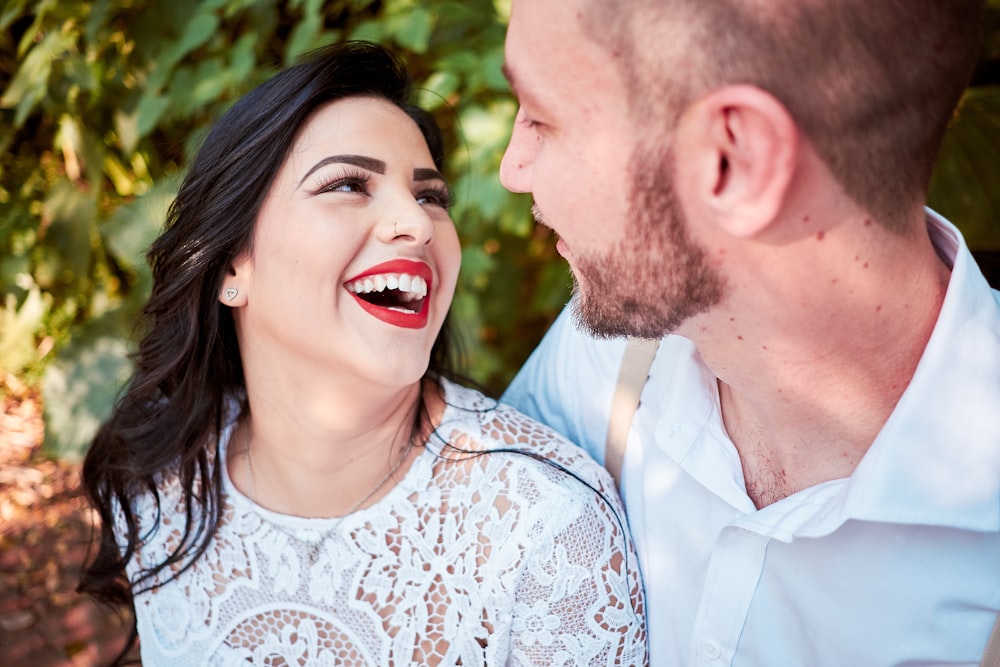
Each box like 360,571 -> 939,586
500,0 -> 725,339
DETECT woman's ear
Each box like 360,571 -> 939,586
219,252 -> 251,307
676,84 -> 799,239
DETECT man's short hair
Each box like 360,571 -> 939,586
584,0 -> 985,231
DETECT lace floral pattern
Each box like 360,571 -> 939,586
125,380 -> 647,665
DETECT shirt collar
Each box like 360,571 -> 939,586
841,209 -> 1000,532
654,209 -> 1000,537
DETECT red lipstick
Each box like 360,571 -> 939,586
345,259 -> 433,330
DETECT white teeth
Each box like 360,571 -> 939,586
412,276 -> 427,297
348,273 -> 428,298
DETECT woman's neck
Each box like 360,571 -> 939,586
228,378 -> 435,517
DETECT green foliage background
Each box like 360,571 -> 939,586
1,0 -> 999,460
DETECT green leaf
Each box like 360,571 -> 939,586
42,312 -> 134,462
102,173 -> 182,282
532,261 -> 572,312
114,108 -> 140,156
13,0 -> 58,56
136,92 -> 171,139
390,8 -> 433,53
416,71 -> 460,110
41,180 -> 98,285
493,0 -> 512,22
83,0 -> 111,45
169,59 -> 230,117
284,6 -> 332,61
456,100 -> 517,164
929,87 -> 1000,250
0,285 -> 48,375
229,33 -> 259,80
460,246 -> 497,288
0,0 -> 31,31
1,30 -> 76,127
103,153 -> 135,196
174,11 -> 222,61
147,11 -> 222,91
0,255 -> 30,292
349,20 -> 385,43
62,53 -> 99,94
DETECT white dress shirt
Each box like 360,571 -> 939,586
503,210 -> 1000,666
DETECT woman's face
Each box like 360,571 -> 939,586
231,96 -> 460,390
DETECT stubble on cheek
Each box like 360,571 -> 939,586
570,143 -> 726,339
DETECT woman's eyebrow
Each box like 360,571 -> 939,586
413,167 -> 445,182
298,154 -> 386,186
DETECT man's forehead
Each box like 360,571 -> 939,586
502,0 -> 617,103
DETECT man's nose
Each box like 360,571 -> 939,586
499,110 -> 533,194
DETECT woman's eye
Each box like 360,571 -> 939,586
416,189 -> 452,209
314,173 -> 370,195
324,179 -> 364,194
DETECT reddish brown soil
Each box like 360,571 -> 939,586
1,388 -> 139,666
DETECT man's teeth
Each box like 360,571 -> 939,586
348,273 -> 427,301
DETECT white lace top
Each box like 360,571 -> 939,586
124,380 -> 647,666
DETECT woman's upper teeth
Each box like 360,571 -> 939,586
349,273 -> 427,299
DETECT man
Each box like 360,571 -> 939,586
499,0 -> 1000,664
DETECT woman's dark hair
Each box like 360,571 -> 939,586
78,40 -> 456,643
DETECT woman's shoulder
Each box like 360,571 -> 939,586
437,379 -> 619,504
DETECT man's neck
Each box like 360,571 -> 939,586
690,213 -> 952,508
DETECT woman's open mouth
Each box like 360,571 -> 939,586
345,260 -> 432,329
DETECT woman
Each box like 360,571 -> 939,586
80,41 -> 646,665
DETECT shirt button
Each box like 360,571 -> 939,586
700,639 -> 722,660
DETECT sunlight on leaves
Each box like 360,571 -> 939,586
42,318 -> 133,461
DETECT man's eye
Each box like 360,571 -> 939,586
517,107 -> 543,130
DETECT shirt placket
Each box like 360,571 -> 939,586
689,525 -> 769,666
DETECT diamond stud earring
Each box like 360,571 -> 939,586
224,288 -> 238,301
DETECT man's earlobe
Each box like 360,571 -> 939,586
678,85 -> 798,239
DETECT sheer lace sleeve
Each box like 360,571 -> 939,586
503,459 -> 647,666
454,393 -> 647,666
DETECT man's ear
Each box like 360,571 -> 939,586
676,84 -> 798,238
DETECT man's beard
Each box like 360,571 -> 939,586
570,143 -> 726,339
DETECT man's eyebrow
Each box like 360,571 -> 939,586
298,154 -> 386,186
413,167 -> 446,183
502,61 -> 539,107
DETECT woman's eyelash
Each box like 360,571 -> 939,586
417,187 -> 453,209
311,169 -> 452,209
313,168 -> 371,195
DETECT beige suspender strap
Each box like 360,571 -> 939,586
982,613 -> 1000,667
604,338 -> 659,488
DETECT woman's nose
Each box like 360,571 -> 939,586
378,197 -> 434,245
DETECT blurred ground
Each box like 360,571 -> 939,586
0,384 -> 137,666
